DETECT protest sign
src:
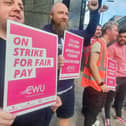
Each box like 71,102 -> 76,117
3,20 -> 58,115
106,58 -> 117,90
60,31 -> 83,80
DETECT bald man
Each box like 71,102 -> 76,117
43,1 -> 100,126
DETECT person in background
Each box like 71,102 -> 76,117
43,0 -> 100,126
105,28 -> 126,126
81,21 -> 118,126
82,24 -> 102,126
81,4 -> 108,70
90,24 -> 102,45
0,0 -> 61,126
93,24 -> 102,39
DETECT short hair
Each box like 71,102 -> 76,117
102,21 -> 118,35
97,24 -> 102,27
119,28 -> 126,34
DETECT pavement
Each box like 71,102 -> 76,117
50,77 -> 126,126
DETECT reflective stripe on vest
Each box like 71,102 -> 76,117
81,39 -> 107,92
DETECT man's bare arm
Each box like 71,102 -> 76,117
89,52 -> 109,92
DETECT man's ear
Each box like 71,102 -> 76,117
49,13 -> 53,20
106,28 -> 111,35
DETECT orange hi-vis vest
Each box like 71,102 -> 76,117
81,38 -> 108,92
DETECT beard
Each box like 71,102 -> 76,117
118,41 -> 126,46
51,19 -> 68,37
95,33 -> 101,38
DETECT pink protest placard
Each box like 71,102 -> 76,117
59,31 -> 83,80
106,58 -> 117,90
3,20 -> 58,115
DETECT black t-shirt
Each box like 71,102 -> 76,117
0,38 -> 6,106
0,38 -> 52,126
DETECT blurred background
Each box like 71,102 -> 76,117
22,0 -> 126,30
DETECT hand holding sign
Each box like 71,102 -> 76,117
0,108 -> 16,126
58,55 -> 64,69
51,96 -> 62,112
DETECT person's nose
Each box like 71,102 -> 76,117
12,3 -> 21,12
63,13 -> 68,20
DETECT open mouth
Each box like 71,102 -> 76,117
10,15 -> 21,20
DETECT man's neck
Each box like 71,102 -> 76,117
94,36 -> 98,39
0,29 -> 6,40
102,35 -> 110,44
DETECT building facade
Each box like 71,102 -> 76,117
23,0 -> 86,29
23,0 -> 53,28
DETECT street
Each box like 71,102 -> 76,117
50,77 -> 126,126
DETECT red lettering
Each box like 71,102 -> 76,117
20,48 -> 25,56
13,48 -> 19,56
14,58 -> 19,67
13,37 -> 20,45
14,69 -> 20,78
25,49 -> 30,56
35,59 -> 39,66
34,50 -> 39,56
21,38 -> 29,46
13,37 -> 29,46
27,59 -> 32,66
20,59 -> 27,67
14,69 -> 33,78
20,69 -> 26,77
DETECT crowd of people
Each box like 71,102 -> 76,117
0,0 -> 126,126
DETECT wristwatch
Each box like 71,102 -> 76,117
99,82 -> 104,86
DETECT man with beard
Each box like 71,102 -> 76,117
93,24 -> 102,39
90,24 -> 102,45
104,28 -> 126,125
43,1 -> 100,126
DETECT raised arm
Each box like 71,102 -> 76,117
84,0 -> 101,46
71,0 -> 101,46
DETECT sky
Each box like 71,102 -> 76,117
100,0 -> 126,25
54,0 -> 126,28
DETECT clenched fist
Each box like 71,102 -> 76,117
88,0 -> 99,11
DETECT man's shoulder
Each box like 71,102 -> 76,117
69,29 -> 86,37
108,42 -> 118,49
91,39 -> 101,46
0,37 -> 6,44
91,41 -> 101,53
91,41 -> 101,48
43,24 -> 52,32
92,38 -> 107,49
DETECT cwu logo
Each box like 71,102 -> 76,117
21,84 -> 45,95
